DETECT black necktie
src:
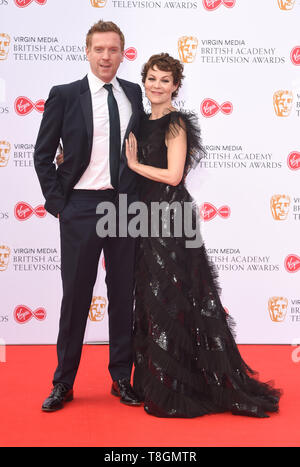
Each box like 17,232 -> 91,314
103,83 -> 121,190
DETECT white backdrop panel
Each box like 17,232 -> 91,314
0,0 -> 299,345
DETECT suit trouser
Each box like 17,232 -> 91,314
53,189 -> 136,389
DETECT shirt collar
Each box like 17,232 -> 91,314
87,71 -> 121,94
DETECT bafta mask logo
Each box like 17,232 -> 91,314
0,245 -> 10,272
90,0 -> 107,7
178,36 -> 198,63
0,34 -> 10,61
0,141 -> 11,167
273,90 -> 293,116
270,194 -> 290,220
277,0 -> 295,10
268,297 -> 288,322
89,296 -> 107,322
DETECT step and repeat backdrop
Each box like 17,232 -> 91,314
0,0 -> 299,345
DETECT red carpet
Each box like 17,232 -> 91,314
0,345 -> 298,447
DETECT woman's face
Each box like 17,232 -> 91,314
144,65 -> 178,105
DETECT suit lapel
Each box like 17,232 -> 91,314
80,76 -> 93,151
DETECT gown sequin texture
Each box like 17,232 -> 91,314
132,111 -> 281,418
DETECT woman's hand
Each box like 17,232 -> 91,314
125,132 -> 138,170
56,152 -> 64,166
124,121 -> 187,186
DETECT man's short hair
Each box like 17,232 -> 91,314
86,20 -> 125,51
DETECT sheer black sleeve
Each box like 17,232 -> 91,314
166,111 -> 207,177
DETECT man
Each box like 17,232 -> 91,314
34,20 -> 144,412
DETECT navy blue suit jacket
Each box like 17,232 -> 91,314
34,75 -> 144,217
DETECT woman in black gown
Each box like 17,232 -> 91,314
125,53 -> 281,418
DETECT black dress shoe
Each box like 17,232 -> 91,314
111,378 -> 142,406
42,383 -> 74,412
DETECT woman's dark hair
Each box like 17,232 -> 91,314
141,53 -> 184,98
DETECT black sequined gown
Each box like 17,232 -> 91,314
132,111 -> 281,418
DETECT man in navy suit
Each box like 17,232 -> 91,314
34,20 -> 144,411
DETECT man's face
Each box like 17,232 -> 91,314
86,32 -> 124,83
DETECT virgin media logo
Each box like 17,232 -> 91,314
124,47 -> 137,61
200,98 -> 233,117
287,151 -> 300,170
202,0 -> 235,11
14,305 -> 46,324
14,202 -> 47,221
284,254 -> 300,273
199,202 -> 231,221
14,0 -> 47,7
291,46 -> 300,66
14,97 -> 45,116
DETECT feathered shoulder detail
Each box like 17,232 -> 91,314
164,110 -> 206,176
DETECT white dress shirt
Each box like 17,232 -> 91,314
74,71 -> 132,190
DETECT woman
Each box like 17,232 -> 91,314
125,53 -> 281,418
